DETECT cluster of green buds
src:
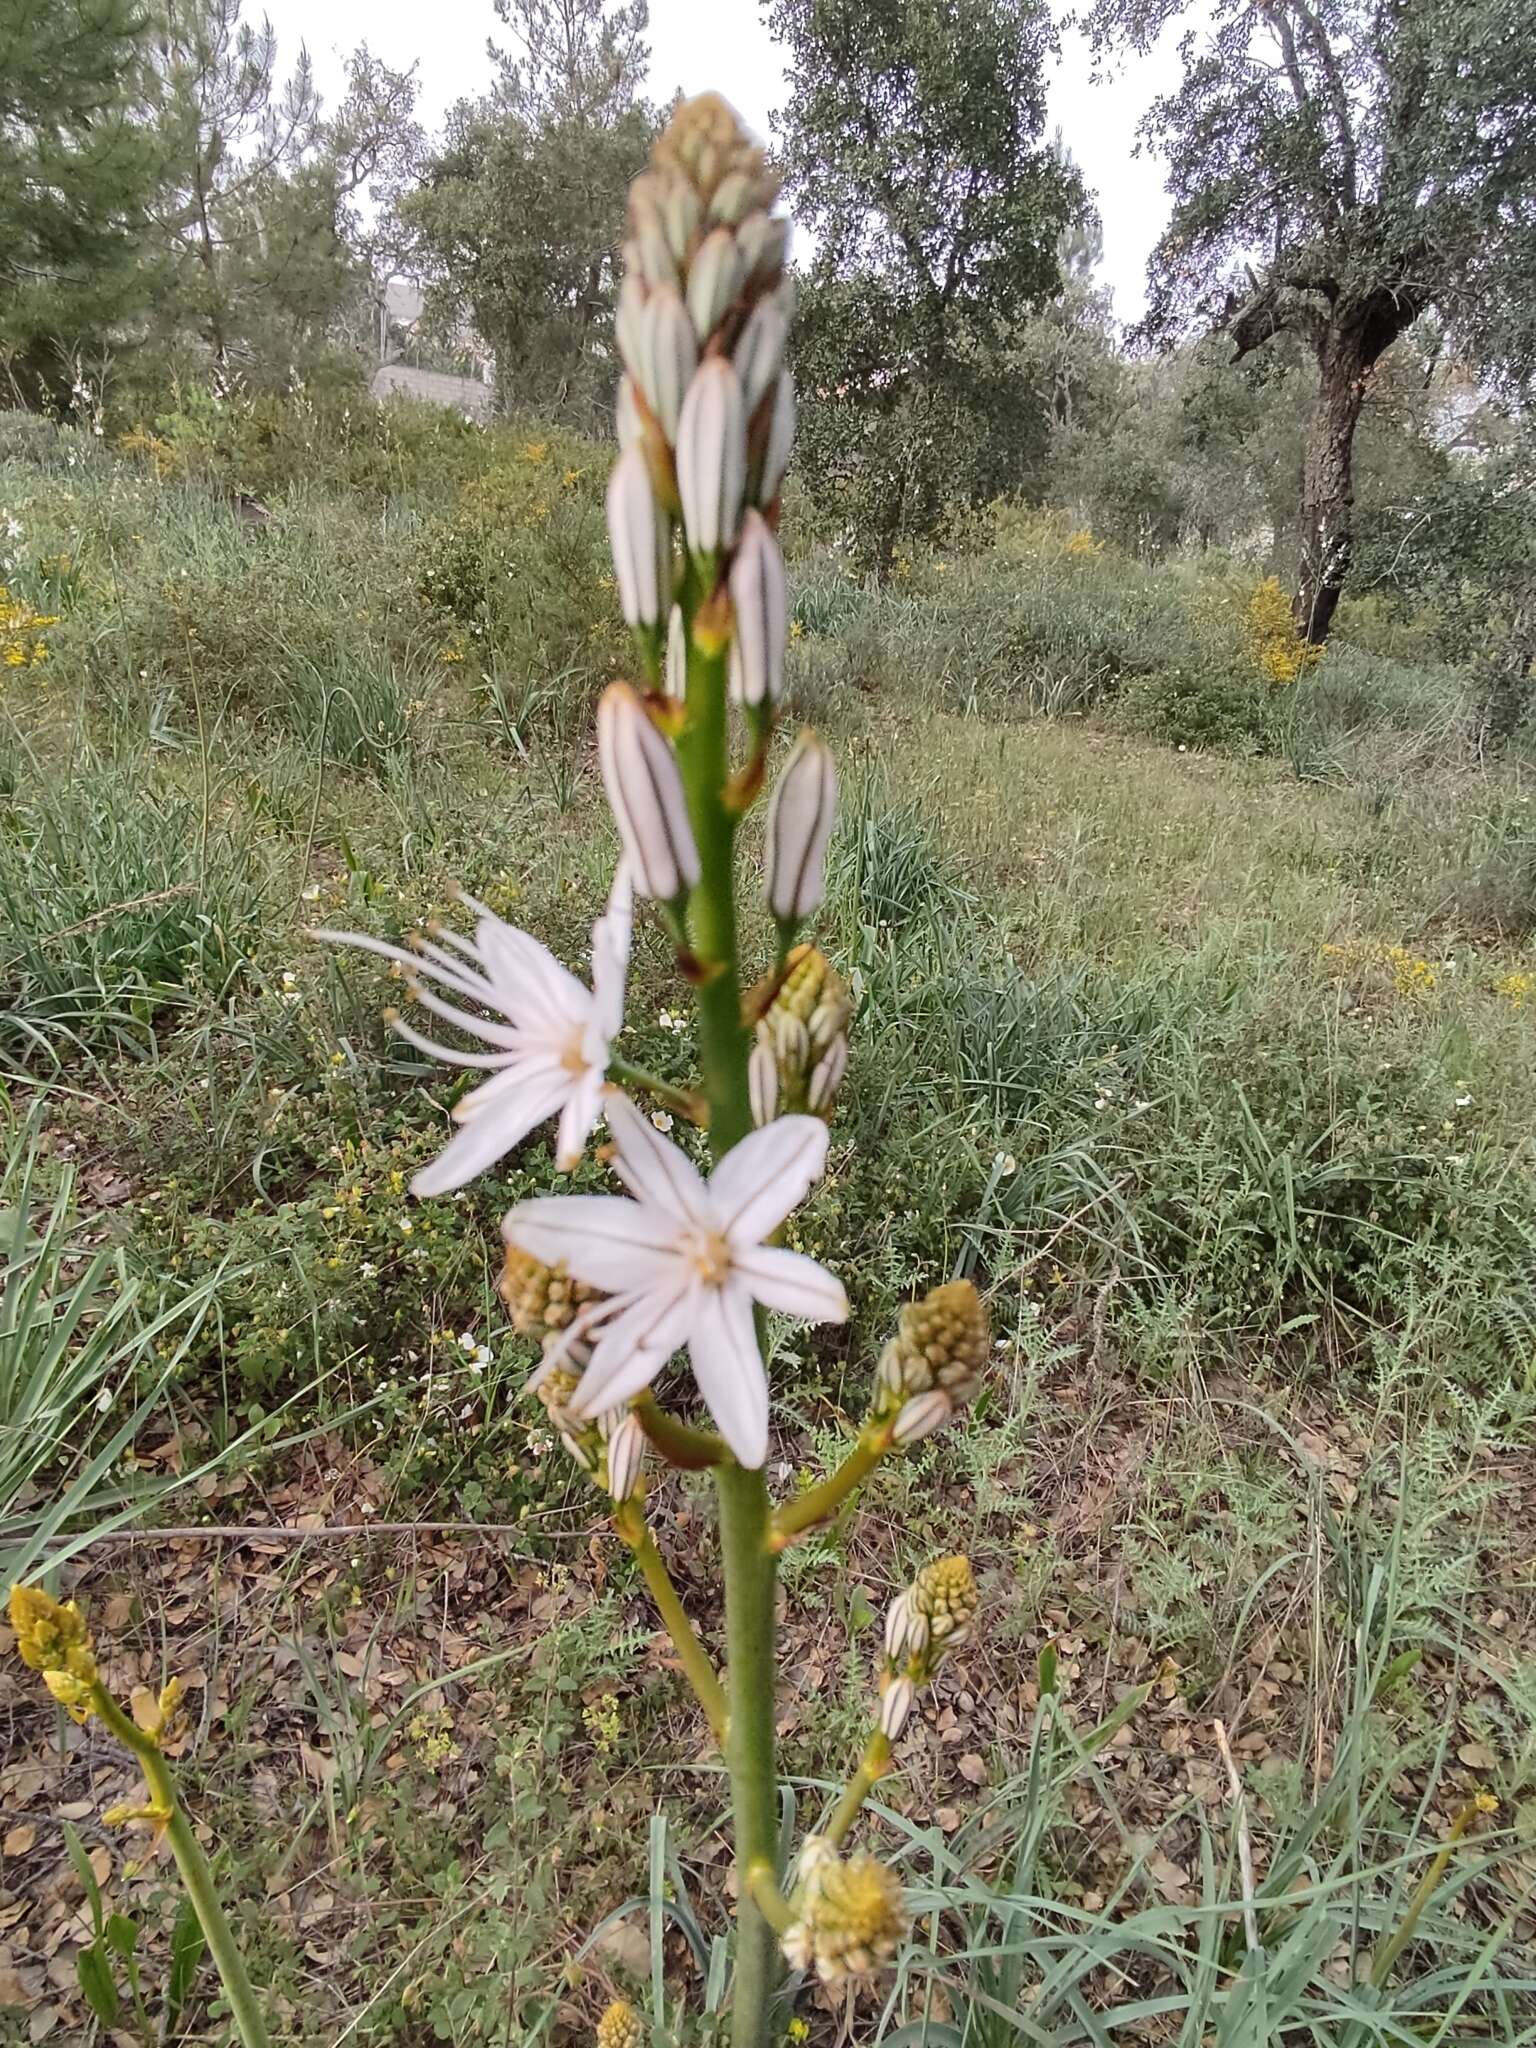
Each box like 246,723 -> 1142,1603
532,1363 -> 647,1503
873,1279 -> 990,1448
877,1555 -> 980,1740
781,1837 -> 909,1987
749,942 -> 852,1125
595,1999 -> 644,2048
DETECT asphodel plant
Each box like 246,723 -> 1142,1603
313,93 -> 990,2043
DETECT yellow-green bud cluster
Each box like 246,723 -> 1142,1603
750,944 -> 852,1124
595,1999 -> 644,2048
875,1280 -> 989,1446
781,1844 -> 908,1985
9,1585 -> 98,1724
500,1246 -> 596,1343
876,1554 -> 979,1733
531,1370 -> 644,1500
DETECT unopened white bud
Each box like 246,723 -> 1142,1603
807,1034 -> 848,1112
615,278 -> 646,382
561,1429 -> 596,1473
607,449 -> 671,628
892,1390 -> 954,1447
635,288 -> 697,443
878,1675 -> 915,1740
772,1009 -> 809,1068
617,376 -> 643,452
665,604 -> 687,699
663,181 -> 702,261
884,1589 -> 930,1664
676,357 -> 747,555
708,168 -> 755,226
734,294 -> 791,418
765,730 -> 837,923
603,1410 -> 646,1500
749,1037 -> 779,1127
728,510 -> 787,706
735,209 -> 789,285
687,226 -> 744,344
635,212 -> 678,292
596,682 -> 700,902
759,372 -> 795,504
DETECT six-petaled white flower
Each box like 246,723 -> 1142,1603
312,865 -> 632,1197
504,1090 -> 847,1467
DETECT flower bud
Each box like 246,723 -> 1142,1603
892,1389 -> 954,1446
748,1036 -> 779,1126
597,682 -> 701,902
634,287 -> 697,442
883,1587 -> 930,1664
758,371 -> 795,505
665,604 -> 687,699
735,209 -> 789,288
686,226 -> 745,344
607,449 -> 672,629
806,1033 -> 848,1113
765,730 -> 837,923
728,510 -> 787,707
875,1279 -> 989,1408
877,1673 -> 915,1739
616,375 -> 643,453
9,1585 -> 96,1687
781,1851 -> 907,1986
676,357 -> 747,556
602,1410 -> 646,1501
913,1555 -> 979,1644
615,278 -> 646,384
500,1246 -> 596,1343
533,1364 -> 583,1431
44,1668 -> 96,1722
734,292 -> 791,418
596,2000 -> 644,2048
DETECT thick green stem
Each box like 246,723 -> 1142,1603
824,1728 -> 893,1849
679,590 -> 780,2043
622,1519 -> 729,1744
95,1693 -> 271,2048
770,1427 -> 892,1551
717,1461 -> 782,2048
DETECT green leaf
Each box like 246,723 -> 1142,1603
103,1911 -> 138,1958
61,1821 -> 104,1937
76,1941 -> 119,2025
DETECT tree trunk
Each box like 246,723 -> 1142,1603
1294,328 -> 1368,644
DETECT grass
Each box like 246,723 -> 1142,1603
0,397 -> 1533,2044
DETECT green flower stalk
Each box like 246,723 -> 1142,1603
9,1585 -> 271,2048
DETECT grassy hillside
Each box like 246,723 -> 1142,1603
1,398 -> 1533,2044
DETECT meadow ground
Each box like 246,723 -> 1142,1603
1,399 -> 1534,2044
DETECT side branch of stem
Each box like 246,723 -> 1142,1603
770,1428 -> 891,1550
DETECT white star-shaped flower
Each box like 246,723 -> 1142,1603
505,1090 -> 848,1467
313,865 -> 632,1196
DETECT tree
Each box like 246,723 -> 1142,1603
1081,0 -> 1536,642
770,0 -> 1086,558
0,0 -> 163,405
400,0 -> 658,424
149,0 -> 401,383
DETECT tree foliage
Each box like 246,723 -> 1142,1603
402,0 -> 658,425
0,0 -> 164,403
770,0 -> 1086,558
1082,0 -> 1536,638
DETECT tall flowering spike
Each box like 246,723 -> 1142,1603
596,682 -> 701,903
607,447 -> 672,629
782,1850 -> 908,1985
729,509 -> 787,706
765,731 -> 838,925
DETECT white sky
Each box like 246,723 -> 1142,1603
258,0 -> 1187,319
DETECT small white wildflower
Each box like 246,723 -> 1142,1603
650,1110 -> 675,1132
